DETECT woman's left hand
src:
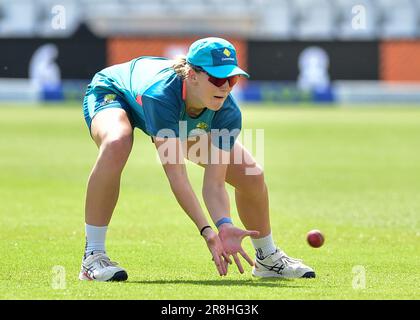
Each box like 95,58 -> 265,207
218,224 -> 260,273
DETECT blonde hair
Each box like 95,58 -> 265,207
172,55 -> 201,80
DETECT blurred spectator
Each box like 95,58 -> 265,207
29,44 -> 63,101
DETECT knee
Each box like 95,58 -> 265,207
239,165 -> 266,195
249,166 -> 266,189
246,163 -> 264,178
100,133 -> 133,167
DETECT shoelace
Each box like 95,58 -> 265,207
274,250 -> 303,266
88,253 -> 119,268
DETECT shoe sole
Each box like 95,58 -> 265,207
79,270 -> 128,282
252,269 -> 316,279
107,270 -> 128,282
301,271 -> 316,278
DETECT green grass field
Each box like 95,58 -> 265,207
0,103 -> 419,300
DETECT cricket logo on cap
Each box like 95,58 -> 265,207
223,48 -> 231,57
211,48 -> 236,66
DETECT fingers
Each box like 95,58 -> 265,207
223,257 -> 229,273
212,251 -> 231,276
233,253 -> 244,274
240,249 -> 255,267
212,253 -> 226,276
222,252 -> 232,265
215,252 -> 253,275
220,257 -> 227,276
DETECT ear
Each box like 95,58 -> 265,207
187,68 -> 197,81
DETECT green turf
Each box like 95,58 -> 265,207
0,103 -> 419,299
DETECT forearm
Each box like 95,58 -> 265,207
168,175 -> 210,231
169,174 -> 230,277
202,183 -> 231,225
155,137 -> 209,231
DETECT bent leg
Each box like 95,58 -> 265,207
225,142 -> 271,238
204,141 -> 315,278
85,108 -> 133,226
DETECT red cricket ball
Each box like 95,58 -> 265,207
307,230 -> 325,248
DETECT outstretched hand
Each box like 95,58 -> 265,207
218,224 -> 260,274
202,228 -> 232,276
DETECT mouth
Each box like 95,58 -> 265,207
214,95 -> 225,100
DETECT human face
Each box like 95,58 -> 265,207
192,68 -> 239,111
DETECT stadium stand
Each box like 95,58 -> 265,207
0,0 -> 419,39
294,0 -> 336,40
378,0 -> 418,38
334,0 -> 379,39
0,0 -> 38,37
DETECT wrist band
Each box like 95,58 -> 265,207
200,225 -> 212,236
215,217 -> 233,229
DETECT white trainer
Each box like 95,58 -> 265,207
79,252 -> 128,282
252,249 -> 315,279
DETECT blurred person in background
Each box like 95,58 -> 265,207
29,44 -> 63,101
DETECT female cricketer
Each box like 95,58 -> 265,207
80,37 -> 315,281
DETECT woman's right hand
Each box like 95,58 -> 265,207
202,228 -> 232,276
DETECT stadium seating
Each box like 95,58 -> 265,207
334,0 -> 379,39
0,0 -> 38,37
255,0 -> 294,39
0,0 -> 419,39
293,0 -> 336,40
378,0 -> 419,38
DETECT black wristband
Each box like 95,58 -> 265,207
200,225 -> 212,236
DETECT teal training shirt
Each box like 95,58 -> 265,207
89,56 -> 242,150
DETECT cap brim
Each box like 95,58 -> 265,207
202,64 -> 250,79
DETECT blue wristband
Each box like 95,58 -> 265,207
215,217 -> 233,229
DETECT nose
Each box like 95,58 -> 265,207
220,81 -> 230,91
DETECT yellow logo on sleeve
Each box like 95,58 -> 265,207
196,122 -> 209,130
104,94 -> 116,103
